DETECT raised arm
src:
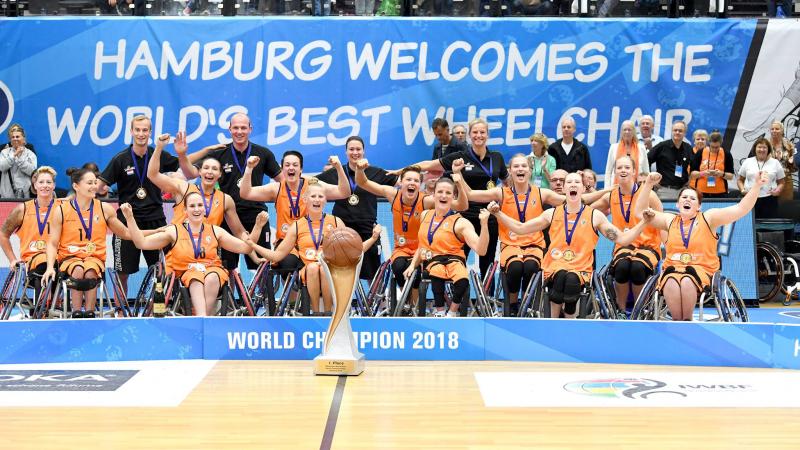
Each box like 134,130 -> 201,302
322,155 -> 350,200
214,226 -> 254,255
361,223 -> 382,253
354,158 -> 395,200
451,173 -> 469,211
594,208 -> 657,246
240,156 -> 279,202
633,172 -> 661,218
455,209 -> 490,256
488,201 -> 554,234
0,204 -> 24,265
119,203 -> 174,250
706,171 -> 768,229
148,133 -> 186,196
452,158 -> 501,203
251,224 -> 296,262
104,203 -> 133,240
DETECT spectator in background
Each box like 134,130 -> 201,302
637,115 -> 663,152
768,0 -> 793,16
0,124 -> 37,199
690,131 -> 734,199
604,120 -> 649,187
452,124 -> 467,144
527,133 -> 556,189
549,169 -> 568,195
648,120 -> 693,199
692,129 -> 708,155
355,0 -> 374,14
1,124 -> 35,154
548,117 -> 592,173
738,138 -> 785,218
767,121 -> 797,201
582,169 -> 597,193
431,118 -> 467,160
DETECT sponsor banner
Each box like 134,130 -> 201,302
0,18 -> 757,188
0,360 -> 215,406
0,318 -> 204,364
475,371 -> 800,407
772,324 -> 800,369
204,317 -> 485,360
484,319 -> 774,368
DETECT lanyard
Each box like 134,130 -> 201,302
680,217 -> 696,249
511,185 -> 531,222
427,211 -> 453,245
286,179 -> 304,219
399,191 -> 420,233
469,147 -> 493,180
197,183 -> 215,218
706,149 -> 720,171
230,143 -> 252,176
563,204 -> 585,246
618,184 -> 638,223
72,199 -> 94,241
34,198 -> 54,236
130,147 -> 149,187
307,214 -> 326,250
345,166 -> 358,195
186,223 -> 204,258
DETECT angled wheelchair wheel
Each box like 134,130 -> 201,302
247,262 -> 271,315
0,263 -> 26,320
756,242 -> 783,303
469,269 -> 496,317
393,269 -> 418,317
630,274 -> 661,321
133,264 -> 157,317
517,271 -> 541,318
720,276 -> 748,323
230,270 -> 256,317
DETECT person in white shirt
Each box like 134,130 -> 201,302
636,115 -> 663,151
0,124 -> 37,199
604,120 -> 649,188
737,137 -> 785,219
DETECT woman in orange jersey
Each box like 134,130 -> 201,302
119,191 -> 254,316
490,173 -> 654,318
355,160 -> 467,311
0,166 -> 59,299
401,178 -> 490,317
633,171 -> 767,321
689,131 -> 734,199
240,150 -> 349,273
252,182 -> 381,315
41,167 -> 133,318
591,156 -> 664,312
455,155 -> 607,316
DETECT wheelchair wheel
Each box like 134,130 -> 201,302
630,274 -> 661,321
469,269 -> 495,317
756,242 -> 783,303
393,269 -> 418,317
720,276 -> 748,323
133,264 -> 157,316
518,272 -> 540,318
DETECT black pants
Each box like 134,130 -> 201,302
222,208 -> 271,270
343,220 -> 381,281
462,214 -> 498,284
754,195 -> 779,220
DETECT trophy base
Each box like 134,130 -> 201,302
313,354 -> 365,376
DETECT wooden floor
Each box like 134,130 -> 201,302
2,360 -> 799,449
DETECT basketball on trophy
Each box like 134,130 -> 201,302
322,227 -> 363,268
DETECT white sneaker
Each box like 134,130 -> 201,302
433,310 -> 446,317
446,311 -> 459,318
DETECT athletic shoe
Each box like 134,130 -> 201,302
84,311 -> 96,319
71,311 -> 84,319
446,311 -> 459,318
432,310 -> 446,317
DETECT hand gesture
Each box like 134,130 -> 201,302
156,133 -> 170,150
328,155 -> 342,168
246,155 -> 260,169
13,145 -> 24,157
42,267 -> 56,285
479,208 -> 490,222
355,158 -> 369,171
403,264 -> 416,280
371,223 -> 382,239
255,211 -> 268,228
646,172 -> 662,186
641,208 -> 656,223
9,257 -> 23,267
754,171 -> 769,188
173,131 -> 188,155
119,203 -> 134,220
486,201 -> 500,214
240,231 -> 252,243
452,158 -> 465,174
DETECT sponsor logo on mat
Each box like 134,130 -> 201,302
0,370 -> 137,391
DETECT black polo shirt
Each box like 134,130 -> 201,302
100,145 -> 179,222
317,164 -> 397,225
432,138 -> 468,161
648,140 -> 693,189
547,139 -> 592,173
440,148 -> 508,219
205,142 -> 281,216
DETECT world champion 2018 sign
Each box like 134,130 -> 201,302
0,17 -> 760,185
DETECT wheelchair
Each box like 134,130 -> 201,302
353,259 -> 393,317
0,262 -> 35,320
630,270 -> 748,322
34,268 -> 130,319
391,265 -> 491,317
517,269 -> 614,319
159,268 -> 257,317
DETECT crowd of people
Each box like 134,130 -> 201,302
0,112 -> 795,319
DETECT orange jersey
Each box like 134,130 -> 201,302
664,213 -> 719,275
58,199 -> 108,262
417,210 -> 465,260
276,180 -> 308,241
295,214 -> 339,265
166,223 -> 224,274
543,204 -> 598,276
612,141 -> 640,184
172,184 -> 225,226
499,185 -> 545,248
693,148 -> 727,194
18,199 -> 59,263
609,185 -> 661,251
391,190 -> 426,259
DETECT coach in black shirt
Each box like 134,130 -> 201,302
179,112 -> 282,270
99,116 -> 179,294
431,118 -> 468,160
647,120 -> 693,199
547,117 -> 592,173
317,136 -> 397,281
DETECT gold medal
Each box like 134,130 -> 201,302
348,194 -> 360,206
680,253 -> 692,264
85,242 -> 96,253
305,249 -> 317,260
398,236 -> 406,246
35,240 -> 46,251
281,223 -> 289,233
487,180 -> 496,189
191,262 -> 207,273
136,187 -> 147,200
563,249 -> 575,262
424,249 -> 433,261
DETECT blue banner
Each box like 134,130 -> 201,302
0,17 -> 756,187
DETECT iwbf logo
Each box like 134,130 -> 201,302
563,378 -> 686,399
0,80 -> 14,133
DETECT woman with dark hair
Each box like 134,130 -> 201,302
635,171 -> 767,320
41,167 -> 132,318
689,131 -> 735,198
737,137 -> 785,218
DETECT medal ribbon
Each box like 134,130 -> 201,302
345,166 -> 358,195
186,223 -> 204,258
307,213 -> 326,250
197,183 -> 215,218
427,210 -> 453,245
34,198 -> 54,236
680,217 -> 696,249
511,185 -> 531,222
286,179 -> 304,219
618,184 -> 638,223
130,147 -> 150,189
563,204 -> 585,246
469,147 -> 494,181
72,199 -> 94,241
400,191 -> 420,233
230,143 -> 252,176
